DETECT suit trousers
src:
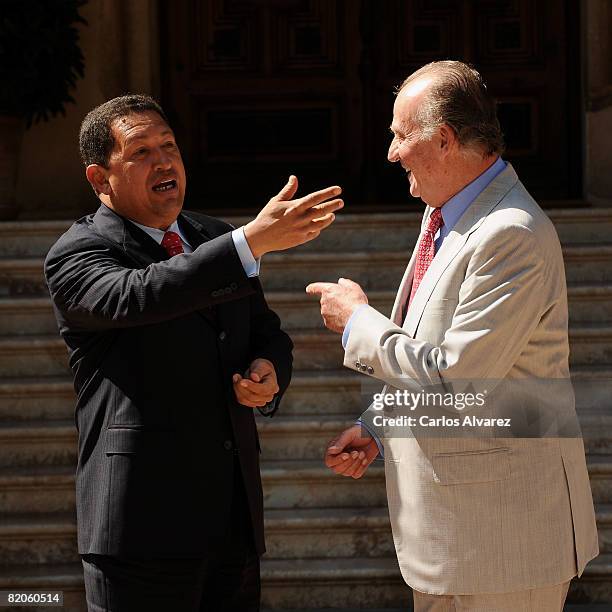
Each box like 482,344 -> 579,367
82,458 -> 259,612
412,580 -> 570,612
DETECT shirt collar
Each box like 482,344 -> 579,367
440,156 -> 507,232
128,218 -> 190,248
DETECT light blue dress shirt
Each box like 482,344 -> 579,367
129,219 -> 260,277
349,157 -> 507,456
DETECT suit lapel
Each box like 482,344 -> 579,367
403,163 -> 520,337
92,204 -> 167,264
390,210 -> 428,325
176,213 -> 219,326
91,205 -> 219,327
177,213 -> 213,250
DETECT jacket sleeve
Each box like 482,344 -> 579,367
44,229 -> 255,331
247,277 -> 294,416
343,224 -> 557,399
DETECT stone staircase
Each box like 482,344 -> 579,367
0,209 -> 611,611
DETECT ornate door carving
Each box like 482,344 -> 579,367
161,0 -> 580,210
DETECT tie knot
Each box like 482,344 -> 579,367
161,230 -> 184,257
426,207 -> 444,234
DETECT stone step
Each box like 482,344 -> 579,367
2,281 -> 611,336
1,455 -> 610,517
0,507 -> 394,567
0,376 -> 76,422
0,371 -> 366,422
4,409 -> 612,468
569,323 -> 612,365
261,244 -> 612,290
0,221 -> 72,258
3,321 -> 611,377
3,243 -> 612,297
0,466 -> 76,514
0,297 -> 59,336
0,421 -> 77,468
293,324 -> 612,370
589,456 -> 612,504
0,460 -> 388,515
0,555 -> 610,611
3,504 -> 612,569
0,558 -> 409,611
0,366 -> 611,427
0,336 -> 69,378
2,209 -> 612,259
0,512 -> 77,567
261,557 -> 409,608
271,282 -> 612,328
0,562 -> 86,612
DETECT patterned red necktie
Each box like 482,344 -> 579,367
407,207 -> 444,309
161,231 -> 184,257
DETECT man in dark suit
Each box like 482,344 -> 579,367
44,94 -> 344,612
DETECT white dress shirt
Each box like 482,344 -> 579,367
128,219 -> 260,277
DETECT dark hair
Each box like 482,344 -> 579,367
399,61 -> 504,157
78,94 -> 169,167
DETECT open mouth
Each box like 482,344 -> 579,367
152,179 -> 177,193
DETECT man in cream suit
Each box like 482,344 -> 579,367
306,61 -> 599,611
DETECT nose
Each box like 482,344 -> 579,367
153,147 -> 172,170
387,138 -> 399,163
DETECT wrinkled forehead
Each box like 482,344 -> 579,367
110,111 -> 172,143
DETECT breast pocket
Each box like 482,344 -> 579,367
423,298 -> 458,317
416,299 -> 458,345
432,447 -> 511,485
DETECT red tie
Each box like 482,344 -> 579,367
407,207 -> 444,309
161,231 -> 184,257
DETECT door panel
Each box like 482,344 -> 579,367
160,0 -> 581,210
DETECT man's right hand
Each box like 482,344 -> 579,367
324,424 -> 380,479
243,176 -> 343,258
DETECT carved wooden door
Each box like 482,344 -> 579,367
161,0 -> 580,210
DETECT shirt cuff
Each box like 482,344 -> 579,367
342,304 -> 369,349
258,396 -> 279,417
232,227 -> 260,278
356,418 -> 384,458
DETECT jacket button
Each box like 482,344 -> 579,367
224,440 -> 233,451
360,364 -> 368,372
367,366 -> 374,375
355,361 -> 361,369
219,331 -> 227,341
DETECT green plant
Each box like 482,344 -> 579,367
0,0 -> 86,125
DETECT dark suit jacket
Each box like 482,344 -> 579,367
44,204 -> 293,558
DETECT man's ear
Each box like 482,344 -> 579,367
438,124 -> 457,156
85,164 -> 111,196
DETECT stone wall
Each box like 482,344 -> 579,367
13,0 -> 612,218
15,0 -> 159,219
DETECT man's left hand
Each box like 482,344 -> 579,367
233,358 -> 279,408
306,278 -> 368,333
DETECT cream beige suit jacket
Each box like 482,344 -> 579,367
344,164 -> 599,595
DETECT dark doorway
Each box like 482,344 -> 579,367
160,0 -> 581,213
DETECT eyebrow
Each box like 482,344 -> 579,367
124,129 -> 174,145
